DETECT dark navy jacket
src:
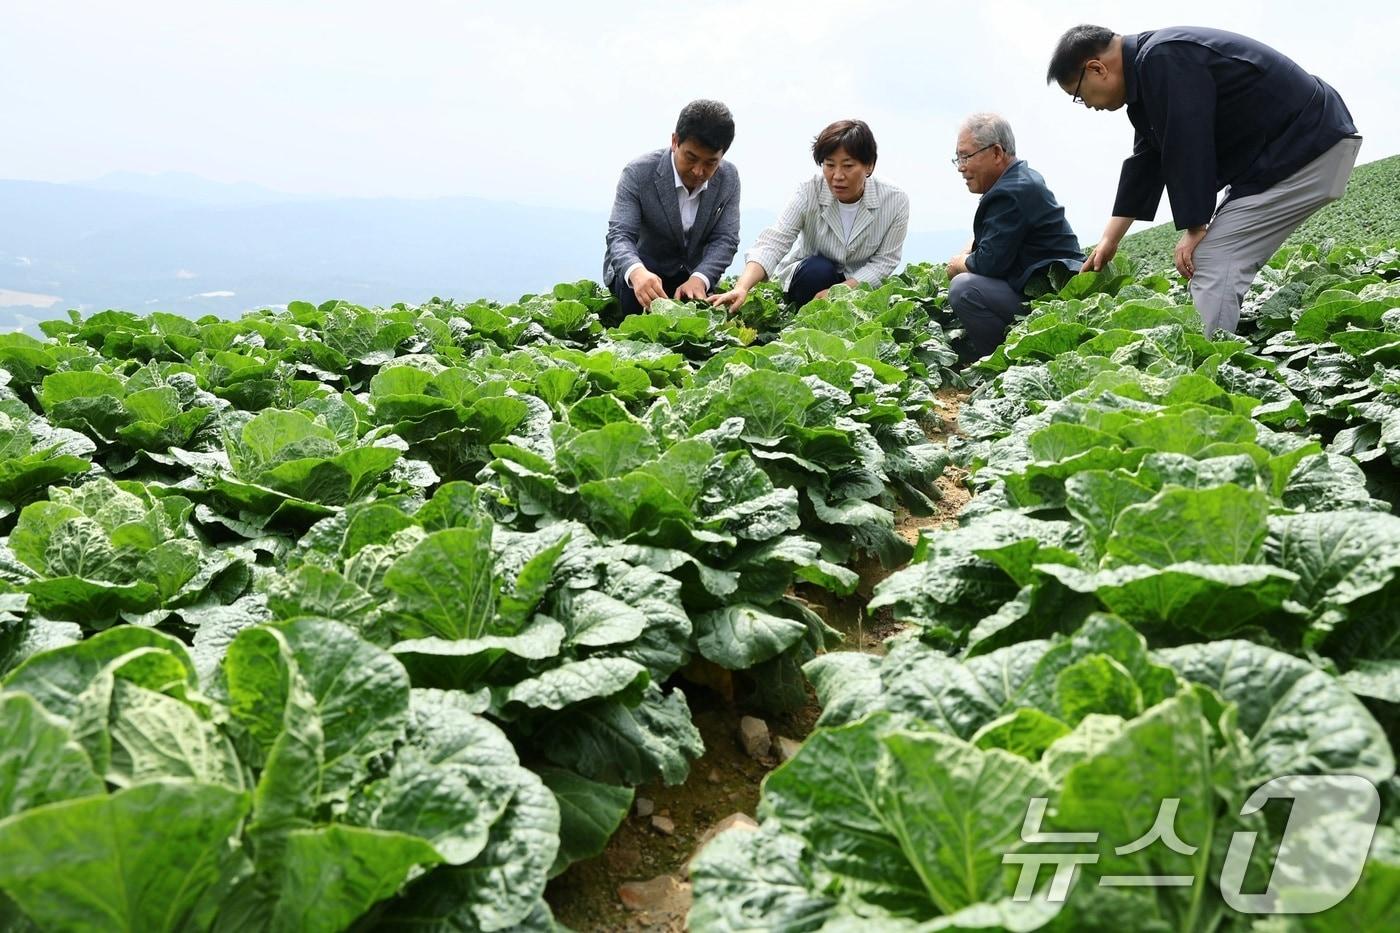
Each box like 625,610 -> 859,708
966,160 -> 1084,294
1114,27 -> 1357,230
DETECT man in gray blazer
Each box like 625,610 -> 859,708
603,100 -> 740,319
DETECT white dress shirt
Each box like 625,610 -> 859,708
624,154 -> 712,291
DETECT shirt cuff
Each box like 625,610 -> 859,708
691,272 -> 710,292
623,262 -> 644,288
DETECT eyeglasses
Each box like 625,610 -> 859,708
1070,64 -> 1088,104
949,144 -> 996,168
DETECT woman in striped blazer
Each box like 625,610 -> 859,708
710,120 -> 910,310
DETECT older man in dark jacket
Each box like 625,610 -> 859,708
946,113 -> 1084,362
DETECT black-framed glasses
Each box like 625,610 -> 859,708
949,144 -> 995,168
1070,64 -> 1088,104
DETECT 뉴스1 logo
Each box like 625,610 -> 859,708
1003,774 -> 1381,914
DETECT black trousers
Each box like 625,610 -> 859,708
947,272 -> 1028,363
786,254 -> 846,308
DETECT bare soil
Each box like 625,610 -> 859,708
544,691 -> 819,931
544,386 -> 973,931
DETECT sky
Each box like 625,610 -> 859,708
3,0 -> 1398,245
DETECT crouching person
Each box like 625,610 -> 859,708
945,113 -> 1083,363
603,99 -> 741,320
710,119 -> 909,312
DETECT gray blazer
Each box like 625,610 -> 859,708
603,148 -> 741,289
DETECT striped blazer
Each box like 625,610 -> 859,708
746,174 -> 910,290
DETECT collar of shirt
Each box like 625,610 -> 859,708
1121,32 -> 1143,107
671,155 -> 709,200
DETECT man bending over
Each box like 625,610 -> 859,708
1047,24 -> 1359,335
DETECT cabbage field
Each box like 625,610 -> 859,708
2,159 -> 1399,932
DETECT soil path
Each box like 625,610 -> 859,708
545,386 -> 972,931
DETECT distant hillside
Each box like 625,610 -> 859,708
81,171 -> 314,207
0,181 -> 610,320
1119,154 -> 1400,271
0,175 -> 967,330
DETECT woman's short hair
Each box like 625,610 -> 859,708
960,113 -> 1017,157
676,100 -> 736,153
812,120 -> 878,167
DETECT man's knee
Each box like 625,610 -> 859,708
1192,230 -> 1231,273
948,272 -> 1016,320
1190,271 -> 1241,335
947,272 -> 978,312
1188,250 -> 1227,293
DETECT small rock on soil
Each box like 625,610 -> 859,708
685,812 -> 760,877
738,715 -> 770,759
618,874 -> 691,916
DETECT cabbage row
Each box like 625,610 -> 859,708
690,248 -> 1400,931
0,272 -> 961,931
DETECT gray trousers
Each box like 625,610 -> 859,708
1191,136 -> 1362,335
948,272 -> 1027,363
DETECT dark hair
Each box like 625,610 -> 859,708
1046,24 -> 1116,84
811,120 -> 878,167
675,100 -> 735,153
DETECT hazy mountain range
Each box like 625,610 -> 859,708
0,172 -> 968,329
